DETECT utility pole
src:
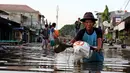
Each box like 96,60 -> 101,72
56,5 -> 59,29
30,14 -> 33,43
31,15 -> 33,28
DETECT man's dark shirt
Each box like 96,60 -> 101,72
75,21 -> 81,29
74,28 -> 102,42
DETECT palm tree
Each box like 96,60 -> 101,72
102,5 -> 111,41
102,5 -> 110,22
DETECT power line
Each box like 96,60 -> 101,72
124,0 -> 130,10
120,0 -> 128,10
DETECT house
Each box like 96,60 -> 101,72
96,10 -> 130,42
110,10 -> 130,42
0,4 -> 45,43
0,10 -> 9,19
0,16 -> 21,44
115,16 -> 130,45
0,10 -> 21,43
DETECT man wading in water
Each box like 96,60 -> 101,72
71,12 -> 104,73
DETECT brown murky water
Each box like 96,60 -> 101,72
0,43 -> 130,73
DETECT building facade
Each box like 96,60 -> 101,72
96,10 -> 130,44
0,4 -> 45,43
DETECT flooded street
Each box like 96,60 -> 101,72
0,43 -> 130,73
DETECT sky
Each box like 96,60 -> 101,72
1,0 -> 130,29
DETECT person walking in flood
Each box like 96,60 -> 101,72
42,24 -> 49,49
75,18 -> 81,34
49,23 -> 57,49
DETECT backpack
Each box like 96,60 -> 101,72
54,30 -> 59,38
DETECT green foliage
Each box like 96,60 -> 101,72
80,23 -> 85,29
118,30 -> 127,40
105,33 -> 112,40
59,23 -> 86,37
59,24 -> 75,37
102,5 -> 110,22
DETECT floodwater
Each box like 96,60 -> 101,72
0,43 -> 130,73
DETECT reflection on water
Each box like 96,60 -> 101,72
81,62 -> 103,73
0,43 -> 130,73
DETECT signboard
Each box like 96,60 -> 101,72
114,17 -> 122,25
115,17 -> 121,23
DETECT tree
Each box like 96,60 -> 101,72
59,24 -> 75,37
102,5 -> 110,22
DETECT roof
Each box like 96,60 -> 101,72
39,14 -> 45,18
0,10 -> 9,15
0,17 -> 20,27
0,4 -> 37,13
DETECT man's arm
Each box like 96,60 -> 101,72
70,38 -> 76,44
95,38 -> 102,52
70,29 -> 85,43
95,28 -> 103,52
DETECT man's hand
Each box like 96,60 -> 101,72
66,41 -> 73,47
90,46 -> 100,52
70,39 -> 76,44
94,47 -> 100,52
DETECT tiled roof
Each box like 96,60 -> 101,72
0,4 -> 37,12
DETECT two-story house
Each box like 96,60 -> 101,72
0,4 -> 45,42
0,10 -> 21,43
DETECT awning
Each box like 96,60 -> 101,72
0,10 -> 9,15
118,21 -> 125,31
13,27 -> 24,30
0,17 -> 20,27
113,21 -> 125,31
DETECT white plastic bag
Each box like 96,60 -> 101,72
73,41 -> 91,60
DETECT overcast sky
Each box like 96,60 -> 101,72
1,0 -> 130,29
